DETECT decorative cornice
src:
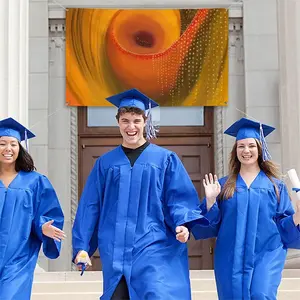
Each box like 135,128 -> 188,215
48,17 -> 242,33
70,106 -> 78,270
70,106 -> 78,226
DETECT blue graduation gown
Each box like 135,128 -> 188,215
0,171 -> 64,300
72,144 -> 207,300
192,171 -> 300,300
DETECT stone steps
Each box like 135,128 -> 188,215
31,291 -> 300,300
32,278 -> 300,293
31,270 -> 300,300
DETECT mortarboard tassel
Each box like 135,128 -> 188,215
145,101 -> 159,140
25,129 -> 28,151
259,123 -> 272,161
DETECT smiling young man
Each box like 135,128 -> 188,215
72,89 -> 208,300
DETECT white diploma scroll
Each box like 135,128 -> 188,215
287,169 -> 300,200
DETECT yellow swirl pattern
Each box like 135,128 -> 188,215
66,9 -> 228,106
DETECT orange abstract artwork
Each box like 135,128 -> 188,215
66,9 -> 228,106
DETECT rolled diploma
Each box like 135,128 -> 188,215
287,169 -> 300,200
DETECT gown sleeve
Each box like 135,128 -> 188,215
162,152 -> 209,233
190,198 -> 221,239
188,177 -> 227,240
33,175 -> 64,259
275,182 -> 300,249
72,158 -> 103,260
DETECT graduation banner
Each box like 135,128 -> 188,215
66,8 -> 228,107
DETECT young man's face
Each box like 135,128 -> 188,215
118,112 -> 146,148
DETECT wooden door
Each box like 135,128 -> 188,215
78,107 -> 215,270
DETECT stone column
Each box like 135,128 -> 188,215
0,0 -> 46,272
243,0 -> 281,165
278,0 -> 300,175
0,0 -> 29,125
0,1 -> 9,117
277,0 -> 300,268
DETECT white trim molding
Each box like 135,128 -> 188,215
49,0 -> 243,19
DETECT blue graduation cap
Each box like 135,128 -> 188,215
0,117 -> 35,149
106,89 -> 159,139
106,88 -> 159,111
224,117 -> 275,161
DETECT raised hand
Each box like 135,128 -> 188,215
175,226 -> 189,243
42,220 -> 66,242
203,173 -> 221,210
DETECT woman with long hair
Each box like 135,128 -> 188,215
0,117 -> 65,300
193,118 -> 300,300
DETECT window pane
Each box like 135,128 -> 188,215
87,106 -> 204,127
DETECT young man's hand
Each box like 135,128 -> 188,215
75,250 -> 92,270
175,226 -> 189,243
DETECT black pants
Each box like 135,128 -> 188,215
111,276 -> 130,300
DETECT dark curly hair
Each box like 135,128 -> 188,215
15,142 -> 36,172
116,107 -> 147,121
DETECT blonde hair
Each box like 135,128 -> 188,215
220,139 -> 281,201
